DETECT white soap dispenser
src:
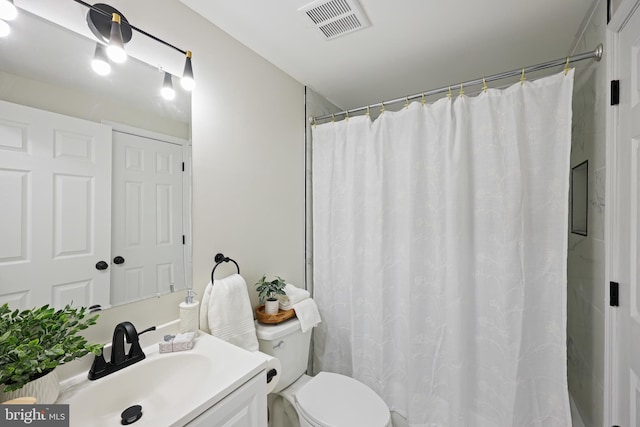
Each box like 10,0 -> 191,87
179,289 -> 199,335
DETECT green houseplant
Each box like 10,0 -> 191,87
255,275 -> 287,314
0,303 -> 101,401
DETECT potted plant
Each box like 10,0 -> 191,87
0,303 -> 102,404
255,275 -> 287,314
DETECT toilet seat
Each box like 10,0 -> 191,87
295,372 -> 391,427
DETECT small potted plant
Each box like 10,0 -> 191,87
255,275 -> 287,314
0,303 -> 102,404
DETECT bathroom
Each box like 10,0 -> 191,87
0,0 -> 633,425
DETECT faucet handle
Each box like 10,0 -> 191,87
128,326 -> 156,359
88,348 -> 108,380
137,326 -> 156,336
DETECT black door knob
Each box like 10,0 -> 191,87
95,261 -> 109,270
113,256 -> 125,265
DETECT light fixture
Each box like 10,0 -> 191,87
106,13 -> 126,63
81,2 -> 194,96
0,0 -> 17,21
161,72 -> 175,100
91,43 -> 111,76
0,19 -> 9,37
181,50 -> 195,91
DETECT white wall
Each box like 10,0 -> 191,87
303,87 -> 342,295
566,1 -> 607,425
34,0 -> 306,344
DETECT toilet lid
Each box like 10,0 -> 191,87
295,372 -> 390,427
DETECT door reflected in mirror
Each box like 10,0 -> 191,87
0,7 -> 192,311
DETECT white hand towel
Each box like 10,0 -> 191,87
292,298 -> 321,333
279,283 -> 311,310
199,280 -> 213,334
202,273 -> 259,352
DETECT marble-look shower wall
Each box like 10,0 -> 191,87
567,1 -> 607,425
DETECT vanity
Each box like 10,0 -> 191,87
55,321 -> 267,427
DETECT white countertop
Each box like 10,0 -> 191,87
56,321 -> 266,427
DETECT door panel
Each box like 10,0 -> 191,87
111,131 -> 185,305
0,100 -> 112,309
613,3 -> 640,424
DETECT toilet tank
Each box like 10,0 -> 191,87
255,318 -> 312,394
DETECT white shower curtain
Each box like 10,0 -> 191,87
311,70 -> 574,426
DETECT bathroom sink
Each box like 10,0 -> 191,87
56,331 -> 267,427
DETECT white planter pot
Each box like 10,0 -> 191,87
264,299 -> 279,315
1,369 -> 60,404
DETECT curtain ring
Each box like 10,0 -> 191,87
564,57 -> 570,75
421,93 -> 426,106
380,102 -> 385,114
345,110 -> 349,121
313,117 -> 317,128
458,83 -> 464,97
482,77 -> 488,93
447,86 -> 452,99
404,96 -> 410,109
331,114 -> 335,122
366,106 -> 370,117
520,67 -> 527,85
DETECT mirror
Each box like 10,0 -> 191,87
0,7 -> 192,310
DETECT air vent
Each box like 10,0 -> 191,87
299,0 -> 371,40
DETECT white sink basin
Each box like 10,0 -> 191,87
56,331 -> 266,427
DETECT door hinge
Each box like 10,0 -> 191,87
182,162 -> 185,172
607,0 -> 611,23
182,235 -> 186,245
611,80 -> 620,105
610,281 -> 619,307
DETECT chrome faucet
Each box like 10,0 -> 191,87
88,321 -> 156,380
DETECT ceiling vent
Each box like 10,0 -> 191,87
299,0 -> 371,40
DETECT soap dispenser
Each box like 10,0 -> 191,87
179,289 -> 199,335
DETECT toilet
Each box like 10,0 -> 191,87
255,318 -> 391,427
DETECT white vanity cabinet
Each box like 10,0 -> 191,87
185,372 -> 267,427
56,324 -> 269,427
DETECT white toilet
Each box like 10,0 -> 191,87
256,318 -> 391,427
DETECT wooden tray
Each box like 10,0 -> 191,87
255,304 -> 296,324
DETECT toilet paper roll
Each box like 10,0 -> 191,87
253,351 -> 281,394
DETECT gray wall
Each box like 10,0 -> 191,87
567,0 -> 607,425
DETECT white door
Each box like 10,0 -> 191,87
0,100 -> 112,310
111,131 -> 185,305
610,1 -> 640,424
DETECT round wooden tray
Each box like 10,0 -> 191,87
255,304 -> 296,324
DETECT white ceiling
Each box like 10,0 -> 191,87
181,0 -> 597,110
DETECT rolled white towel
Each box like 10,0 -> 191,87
279,284 -> 311,310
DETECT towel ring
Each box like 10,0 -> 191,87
210,253 -> 240,284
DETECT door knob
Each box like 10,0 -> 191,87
113,256 -> 125,265
95,261 -> 109,270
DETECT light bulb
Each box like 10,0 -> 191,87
91,44 -> 111,76
161,72 -> 175,100
107,13 -> 127,64
181,51 -> 195,91
181,76 -> 195,91
0,0 -> 17,21
0,19 -> 9,37
106,44 -> 126,63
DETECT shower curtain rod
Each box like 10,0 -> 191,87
311,44 -> 603,123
